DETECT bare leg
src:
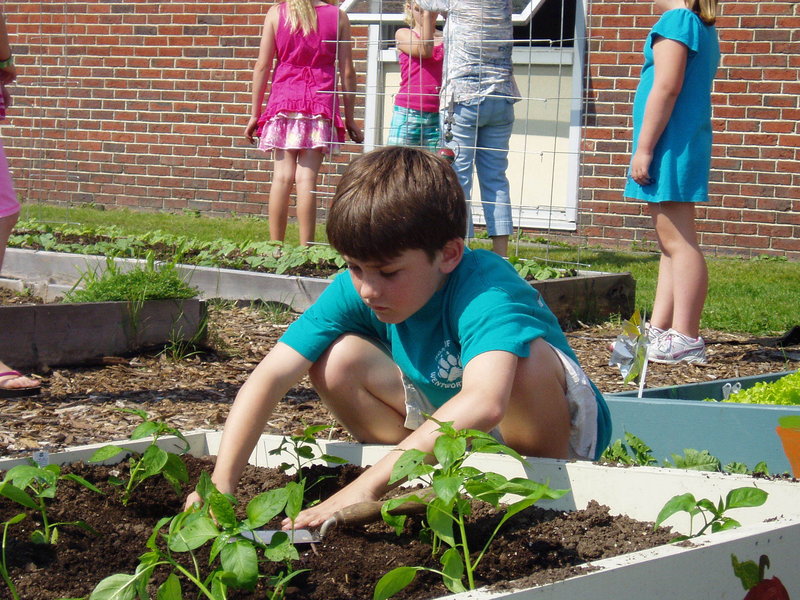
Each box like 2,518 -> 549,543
649,202 -> 707,338
294,150 -> 324,246
268,150 -> 298,244
491,234 -> 509,258
649,252 -> 674,331
309,334 -> 410,444
498,338 -> 570,458
0,210 -> 18,271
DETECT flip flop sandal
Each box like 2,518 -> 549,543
0,370 -> 42,398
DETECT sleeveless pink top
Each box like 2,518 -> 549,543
258,3 -> 345,138
395,33 -> 444,114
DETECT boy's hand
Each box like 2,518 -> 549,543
281,479 -> 379,530
184,489 -> 203,512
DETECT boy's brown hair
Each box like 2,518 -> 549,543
327,147 -> 467,262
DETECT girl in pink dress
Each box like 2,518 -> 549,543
244,0 -> 363,246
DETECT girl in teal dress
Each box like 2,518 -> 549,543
624,0 -> 720,364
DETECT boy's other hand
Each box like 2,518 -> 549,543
184,490 -> 202,512
281,481 -> 378,530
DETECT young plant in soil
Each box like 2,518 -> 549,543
0,513 -> 25,600
0,462 -> 103,545
88,408 -> 190,506
90,472 -> 307,600
374,421 -> 568,599
654,486 -> 769,542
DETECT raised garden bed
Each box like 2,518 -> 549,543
3,247 -> 635,326
0,297 -> 206,370
1,431 -> 798,599
605,371 -> 799,472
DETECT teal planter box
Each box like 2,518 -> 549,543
605,371 -> 798,473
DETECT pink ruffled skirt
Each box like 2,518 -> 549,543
258,112 -> 344,155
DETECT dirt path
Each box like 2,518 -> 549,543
1,288 -> 797,457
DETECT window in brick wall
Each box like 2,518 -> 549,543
346,0 -> 585,232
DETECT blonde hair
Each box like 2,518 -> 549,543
285,0 -> 338,34
403,2 -> 415,26
688,0 -> 718,25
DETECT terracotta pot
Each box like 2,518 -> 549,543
775,426 -> 800,478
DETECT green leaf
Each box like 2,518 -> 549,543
90,573 -> 141,600
156,573 -> 182,600
63,473 -> 105,495
373,567 -> 420,600
731,554 -> 760,591
168,515 -> 219,552
141,445 -> 169,478
389,449 -> 428,484
263,531 -> 300,562
246,488 -> 288,528
89,445 -> 127,463
726,487 -> 768,509
208,490 -> 237,529
285,481 -> 304,521
668,449 -> 721,472
0,482 -> 38,509
220,539 -> 259,590
778,415 -> 800,430
433,435 -> 467,471
161,453 -> 189,483
130,421 -> 160,440
711,516 -> 740,533
440,547 -> 466,593
432,475 -> 463,506
426,498 -> 455,547
655,493 -> 696,528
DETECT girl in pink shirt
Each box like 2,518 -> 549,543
244,0 -> 363,246
387,2 -> 443,150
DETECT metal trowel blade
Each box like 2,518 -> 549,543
239,528 -> 320,544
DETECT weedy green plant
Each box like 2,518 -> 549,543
601,432 -> 657,466
0,463 -> 103,545
374,421 -> 568,599
88,408 -> 190,506
89,472 -> 307,600
654,486 -> 769,542
507,255 -> 575,281
715,371 -> 800,406
0,513 -> 25,600
63,252 -> 198,303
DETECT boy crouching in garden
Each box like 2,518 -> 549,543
186,146 -> 611,528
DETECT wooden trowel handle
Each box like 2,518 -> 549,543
324,487 -> 432,530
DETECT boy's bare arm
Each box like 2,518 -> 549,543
286,351 -> 517,529
185,342 -> 312,508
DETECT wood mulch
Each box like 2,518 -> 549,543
1,286 -> 798,458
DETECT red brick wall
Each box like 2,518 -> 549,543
2,1 -> 798,258
582,0 -> 800,259
1,0 -> 366,218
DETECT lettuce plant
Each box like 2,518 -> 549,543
718,371 -> 800,406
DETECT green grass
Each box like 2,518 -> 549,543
18,204 -> 800,336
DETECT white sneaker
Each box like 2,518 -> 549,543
648,329 -> 707,364
646,323 -> 666,345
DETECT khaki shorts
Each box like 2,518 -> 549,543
400,342 -> 599,461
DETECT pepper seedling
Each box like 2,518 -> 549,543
88,407 -> 190,506
654,486 -> 768,542
0,462 -> 103,545
374,420 -> 567,599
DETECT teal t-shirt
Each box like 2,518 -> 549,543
624,9 -> 720,203
280,248 -> 610,457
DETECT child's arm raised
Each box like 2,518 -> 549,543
244,6 -> 279,145
337,10 -> 363,143
395,10 -> 438,58
629,37 -> 688,186
184,343 -> 312,508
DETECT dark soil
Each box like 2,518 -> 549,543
0,457 -> 676,600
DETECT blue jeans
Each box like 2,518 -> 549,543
446,96 -> 514,237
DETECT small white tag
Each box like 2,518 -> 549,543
32,450 -> 50,467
